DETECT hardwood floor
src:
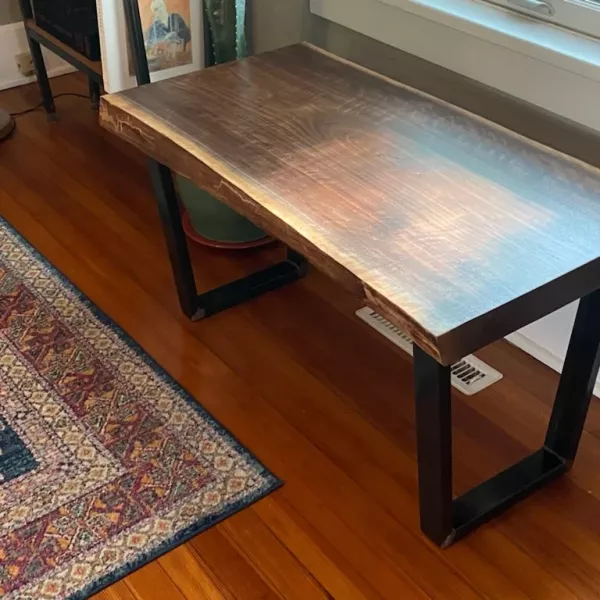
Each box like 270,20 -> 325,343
3,74 -> 600,599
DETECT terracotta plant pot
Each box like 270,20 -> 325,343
177,0 -> 270,249
176,175 -> 272,249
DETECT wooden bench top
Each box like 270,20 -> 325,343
100,43 -> 600,365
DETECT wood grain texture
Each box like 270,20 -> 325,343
7,74 -> 600,600
100,42 -> 600,365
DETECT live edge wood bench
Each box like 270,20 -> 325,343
100,42 -> 600,547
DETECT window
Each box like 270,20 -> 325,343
311,0 -> 600,130
483,0 -> 600,39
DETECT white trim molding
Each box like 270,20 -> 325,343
310,0 -> 600,131
0,21 -> 75,91
507,303 -> 600,398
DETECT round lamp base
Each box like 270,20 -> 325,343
0,109 -> 15,141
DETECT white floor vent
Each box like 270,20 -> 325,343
356,307 -> 503,396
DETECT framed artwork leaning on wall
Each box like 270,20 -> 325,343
96,0 -> 203,93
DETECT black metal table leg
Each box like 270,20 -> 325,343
89,79 -> 101,110
18,0 -> 55,118
414,287 -> 600,547
545,289 -> 600,462
148,161 -> 199,319
123,0 -> 306,320
148,160 -> 307,321
414,347 -> 453,546
25,34 -> 56,118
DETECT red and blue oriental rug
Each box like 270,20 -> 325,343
0,217 -> 279,599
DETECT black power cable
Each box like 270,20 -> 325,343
0,92 -> 92,142
9,92 -> 90,117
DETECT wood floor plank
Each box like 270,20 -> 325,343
253,495 -> 399,600
5,75 -> 600,600
123,562 -> 188,600
158,544 -> 232,600
93,579 -> 138,600
219,508 -> 329,600
189,527 -> 282,600
501,511 -> 600,599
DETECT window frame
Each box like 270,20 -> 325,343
482,0 -> 600,39
310,0 -> 600,130
364,0 -> 600,79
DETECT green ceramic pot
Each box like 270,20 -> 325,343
179,0 -> 268,247
176,175 -> 268,247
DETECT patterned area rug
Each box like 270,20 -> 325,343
0,217 -> 279,599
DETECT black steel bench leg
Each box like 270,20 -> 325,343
27,37 -> 56,118
89,78 -> 101,110
148,159 -> 307,321
149,161 -> 199,319
545,289 -> 600,462
414,287 -> 600,547
414,347 -> 454,546
19,0 -> 55,117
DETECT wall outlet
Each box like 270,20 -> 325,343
16,52 -> 35,77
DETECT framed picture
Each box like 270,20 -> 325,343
96,0 -> 204,93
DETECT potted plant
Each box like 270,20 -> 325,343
177,0 -> 271,248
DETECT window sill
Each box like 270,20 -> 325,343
379,0 -> 600,81
310,0 -> 600,130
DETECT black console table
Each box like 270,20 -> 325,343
18,0 -> 103,117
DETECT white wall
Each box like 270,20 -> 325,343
0,0 -> 21,26
0,22 -> 74,91
252,0 -> 311,54
507,305 -> 580,384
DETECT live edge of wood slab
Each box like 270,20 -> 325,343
99,42 -> 600,366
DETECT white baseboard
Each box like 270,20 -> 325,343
0,64 -> 76,92
507,331 -> 600,398
0,22 -> 76,91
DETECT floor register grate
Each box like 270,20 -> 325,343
356,307 -> 503,396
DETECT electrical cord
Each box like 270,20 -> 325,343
9,92 -> 90,117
